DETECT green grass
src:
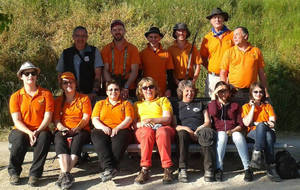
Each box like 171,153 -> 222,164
0,0 -> 299,131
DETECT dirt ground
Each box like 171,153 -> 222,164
0,132 -> 299,190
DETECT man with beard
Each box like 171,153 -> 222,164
56,26 -> 104,100
101,20 -> 140,99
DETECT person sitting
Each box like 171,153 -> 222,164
175,80 -> 216,182
134,77 -> 175,184
208,81 -> 253,182
8,61 -> 54,186
53,72 -> 92,189
91,80 -> 134,182
242,82 -> 281,182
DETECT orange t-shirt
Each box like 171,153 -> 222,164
101,40 -> 140,88
221,45 -> 265,88
53,93 -> 92,131
9,87 -> 54,131
242,103 -> 275,132
200,30 -> 234,74
140,43 -> 174,95
168,41 -> 202,79
91,98 -> 134,129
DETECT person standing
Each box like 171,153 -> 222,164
200,8 -> 234,97
8,62 -> 54,186
140,27 -> 174,97
168,23 -> 202,95
101,20 -> 140,99
220,26 -> 269,100
56,26 -> 104,100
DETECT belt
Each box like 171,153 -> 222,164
208,71 -> 220,76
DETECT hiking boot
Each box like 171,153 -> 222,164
9,175 -> 20,185
244,169 -> 253,182
55,172 -> 65,187
100,168 -> 118,182
215,169 -> 223,182
266,164 -> 281,182
178,169 -> 188,183
61,172 -> 74,190
28,176 -> 39,187
250,150 -> 264,169
135,168 -> 150,184
204,170 -> 215,182
162,168 -> 173,184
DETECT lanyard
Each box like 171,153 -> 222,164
111,46 -> 128,77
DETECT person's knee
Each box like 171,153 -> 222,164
137,127 -> 155,141
256,123 -> 267,132
232,132 -> 244,143
266,131 -> 275,144
177,130 -> 189,140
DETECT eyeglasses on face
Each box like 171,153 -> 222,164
107,88 -> 120,92
253,90 -> 263,94
22,71 -> 37,76
62,81 -> 74,85
142,85 -> 155,91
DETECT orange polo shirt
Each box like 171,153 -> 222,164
92,98 -> 134,129
9,87 -> 54,131
53,93 -> 92,132
242,103 -> 275,133
221,45 -> 265,88
200,30 -> 234,74
168,41 -> 202,79
101,40 -> 140,88
140,43 -> 174,95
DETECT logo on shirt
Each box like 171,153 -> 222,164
84,56 -> 90,62
193,107 -> 200,112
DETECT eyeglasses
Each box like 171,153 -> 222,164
142,85 -> 155,90
22,71 -> 37,76
107,88 -> 120,92
253,90 -> 263,94
62,81 -> 74,85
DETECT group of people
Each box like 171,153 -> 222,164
8,7 -> 280,189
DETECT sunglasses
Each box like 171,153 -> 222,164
22,71 -> 37,76
142,85 -> 155,90
107,88 -> 120,92
218,89 -> 229,94
62,81 -> 74,85
253,90 -> 263,94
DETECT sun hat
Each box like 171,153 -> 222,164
172,23 -> 191,39
110,19 -> 125,29
206,7 -> 229,21
17,61 -> 40,78
144,27 -> 164,38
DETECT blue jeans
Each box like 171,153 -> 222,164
216,131 -> 250,170
247,123 -> 276,164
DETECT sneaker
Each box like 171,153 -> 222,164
28,176 -> 39,187
215,169 -> 223,182
61,172 -> 74,190
266,164 -> 281,182
162,168 -> 173,184
204,170 -> 215,182
250,150 -> 264,169
135,168 -> 150,184
100,168 -> 118,182
244,169 -> 253,182
9,175 -> 20,185
178,169 -> 188,183
55,172 -> 65,187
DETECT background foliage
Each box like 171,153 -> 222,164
0,0 -> 299,131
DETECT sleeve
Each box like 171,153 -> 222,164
133,102 -> 140,121
166,52 -> 174,70
241,104 -> 250,118
94,48 -> 104,68
266,104 -> 276,118
199,37 -> 209,59
130,45 -> 141,65
161,97 -> 173,113
56,53 -> 64,72
45,90 -> 54,113
125,101 -> 134,119
9,92 -> 20,114
207,100 -> 218,116
53,97 -> 63,122
100,46 -> 110,65
193,46 -> 203,65
91,101 -> 103,118
257,48 -> 265,68
82,96 -> 92,116
220,49 -> 231,71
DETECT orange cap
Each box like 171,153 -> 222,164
60,72 -> 75,81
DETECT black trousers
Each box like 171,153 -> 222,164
91,128 -> 132,170
54,130 -> 90,157
8,129 -> 52,178
177,130 -> 216,172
